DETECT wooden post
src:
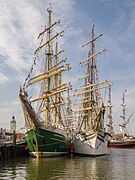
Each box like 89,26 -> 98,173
13,130 -> 16,146
13,130 -> 16,157
0,147 -> 3,160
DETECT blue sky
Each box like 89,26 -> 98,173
1,0 -> 135,135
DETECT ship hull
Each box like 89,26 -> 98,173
108,140 -> 135,149
26,127 -> 71,157
73,131 -> 109,156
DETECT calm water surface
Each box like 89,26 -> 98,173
0,149 -> 135,180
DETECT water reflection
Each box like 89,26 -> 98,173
25,155 -> 112,180
109,149 -> 135,180
65,155 -> 111,180
25,150 -> 135,180
0,157 -> 29,179
0,150 -> 135,179
26,156 -> 68,180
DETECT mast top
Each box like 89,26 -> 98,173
82,20 -> 103,48
92,20 -> 95,28
47,3 -> 52,13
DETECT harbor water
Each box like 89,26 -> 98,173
0,149 -> 135,180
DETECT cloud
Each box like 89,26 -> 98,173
0,1 -> 39,72
0,72 -> 10,86
0,0 -> 77,128
0,0 -> 77,76
0,98 -> 24,129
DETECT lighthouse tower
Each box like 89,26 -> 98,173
10,116 -> 16,132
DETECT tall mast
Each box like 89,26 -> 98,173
54,37 -> 58,127
120,91 -> 126,138
107,86 -> 114,134
58,59 -> 62,126
66,90 -> 73,139
89,20 -> 95,128
91,20 -> 96,84
20,3 -> 72,132
73,20 -> 111,133
46,4 -> 52,124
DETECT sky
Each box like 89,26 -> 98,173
1,0 -> 135,134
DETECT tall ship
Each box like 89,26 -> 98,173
19,5 -> 72,157
72,21 -> 112,156
108,91 -> 135,148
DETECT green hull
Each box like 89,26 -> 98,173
26,127 -> 71,157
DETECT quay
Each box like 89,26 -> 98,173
0,116 -> 29,160
0,139 -> 28,160
0,129 -> 28,160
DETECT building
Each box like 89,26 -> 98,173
10,116 -> 16,132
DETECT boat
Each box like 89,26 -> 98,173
108,91 -> 135,148
72,21 -> 112,156
19,4 -> 73,157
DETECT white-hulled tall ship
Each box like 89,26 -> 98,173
72,21 -> 112,156
19,4 -> 72,157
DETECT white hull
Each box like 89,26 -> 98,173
73,131 -> 109,156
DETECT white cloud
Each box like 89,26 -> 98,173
0,0 -> 135,135
0,0 -> 48,74
0,72 -> 10,86
0,0 -> 76,75
0,98 -> 24,129
0,0 -> 76,128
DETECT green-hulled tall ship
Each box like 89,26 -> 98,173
19,4 -> 72,157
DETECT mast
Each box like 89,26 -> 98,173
46,4 -> 52,124
58,55 -> 62,127
53,36 -> 62,127
83,21 -> 95,130
120,91 -> 126,138
54,37 -> 58,127
89,20 -> 95,129
20,3 -> 72,132
66,90 -> 73,139
107,86 -> 114,134
73,20 -> 111,133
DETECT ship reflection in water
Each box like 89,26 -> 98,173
0,149 -> 135,179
